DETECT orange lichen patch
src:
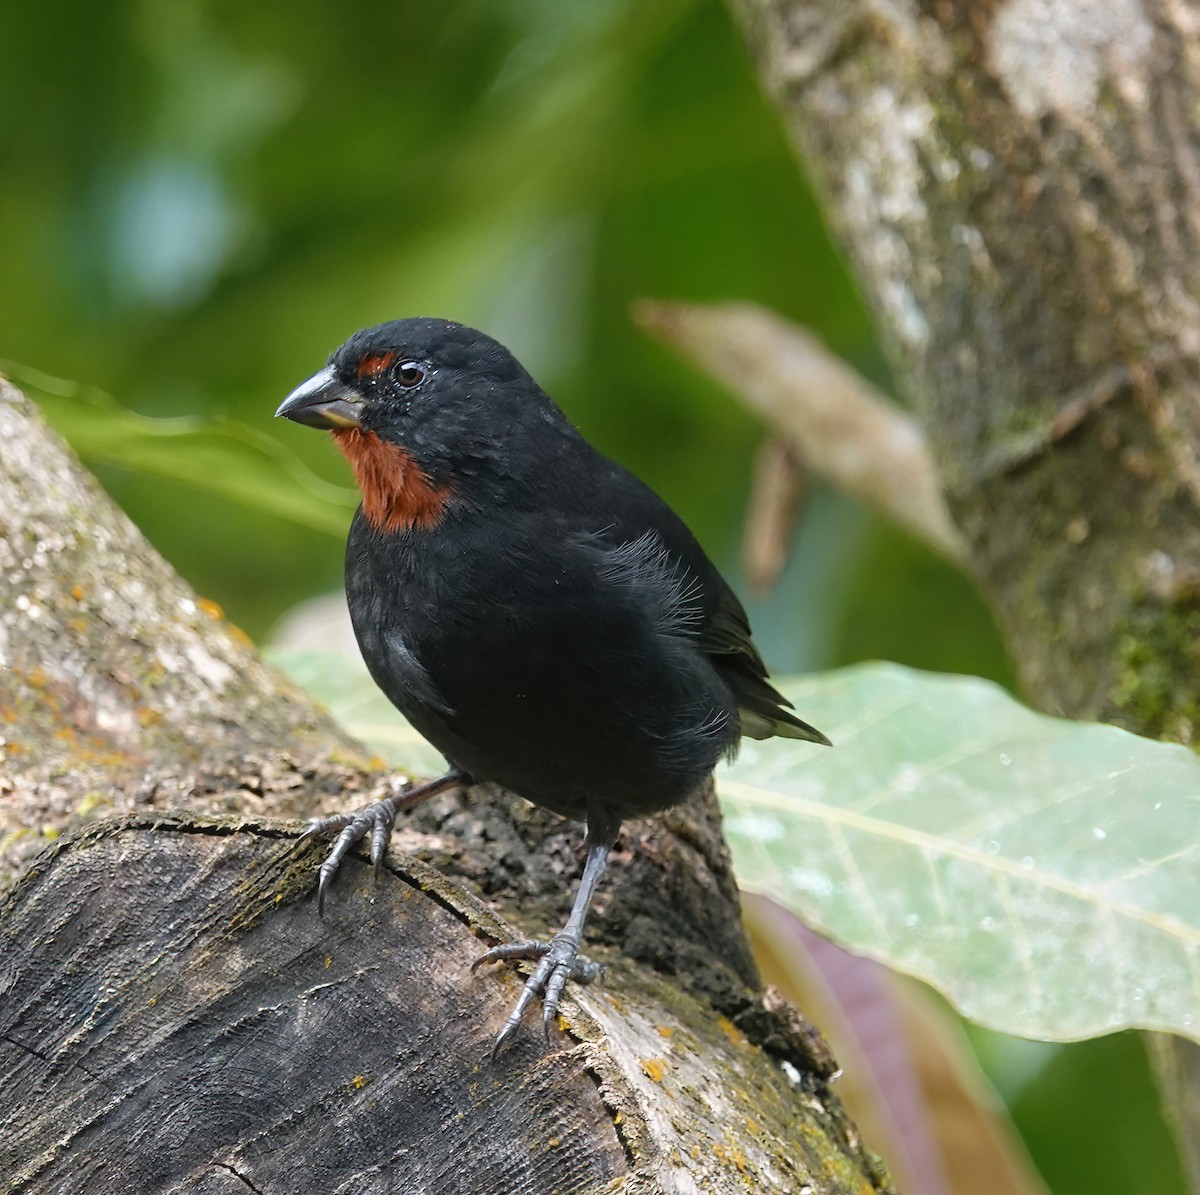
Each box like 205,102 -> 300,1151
332,428 -> 453,532
640,1057 -> 668,1083
655,1025 -> 675,1039
197,597 -> 224,620
71,584 -> 85,601
226,622 -> 254,648
357,351 -> 395,380
716,1015 -> 747,1048
712,1143 -> 749,1174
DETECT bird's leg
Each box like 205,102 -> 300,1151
301,768 -> 471,914
473,814 -> 620,1056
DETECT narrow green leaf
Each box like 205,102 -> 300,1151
7,362 -> 356,536
720,662 -> 1200,1045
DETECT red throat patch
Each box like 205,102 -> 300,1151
331,429 -> 453,532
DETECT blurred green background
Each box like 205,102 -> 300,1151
1,0 -> 1178,1189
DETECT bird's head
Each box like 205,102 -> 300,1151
277,317 -> 573,532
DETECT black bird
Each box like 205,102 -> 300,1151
276,318 -> 828,1052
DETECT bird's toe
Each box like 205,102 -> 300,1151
470,939 -> 551,972
305,797 -> 400,914
477,934 -> 598,1054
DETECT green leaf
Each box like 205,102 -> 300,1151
268,648 -> 447,779
7,362 -> 356,537
269,646 -> 1200,1045
720,662 -> 1200,1045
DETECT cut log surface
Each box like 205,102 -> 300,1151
2,820 -> 626,1194
1,817 -> 889,1195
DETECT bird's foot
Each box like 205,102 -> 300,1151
301,770 -> 469,914
301,795 -> 398,915
472,934 -> 602,1056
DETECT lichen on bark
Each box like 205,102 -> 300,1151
0,376 -> 370,882
730,1 -> 1200,738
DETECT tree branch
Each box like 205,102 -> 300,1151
728,0 -> 1200,734
726,0 -> 1200,1184
636,299 -> 966,565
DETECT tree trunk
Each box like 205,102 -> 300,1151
726,0 -> 1200,1184
0,378 -> 893,1195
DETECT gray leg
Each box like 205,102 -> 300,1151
302,769 -> 470,914
473,814 -> 620,1056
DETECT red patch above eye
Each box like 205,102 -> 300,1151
357,352 -> 396,380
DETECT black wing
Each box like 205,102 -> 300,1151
589,458 -> 830,747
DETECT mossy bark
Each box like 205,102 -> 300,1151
726,0 -> 1200,1184
0,378 -> 893,1194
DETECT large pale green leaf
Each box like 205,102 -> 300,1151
720,663 -> 1200,1045
273,648 -> 1200,1044
269,648 -> 447,778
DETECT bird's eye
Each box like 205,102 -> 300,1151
396,361 -> 425,388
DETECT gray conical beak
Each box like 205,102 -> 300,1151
275,366 -> 364,430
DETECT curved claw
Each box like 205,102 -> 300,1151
470,940 -> 551,973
